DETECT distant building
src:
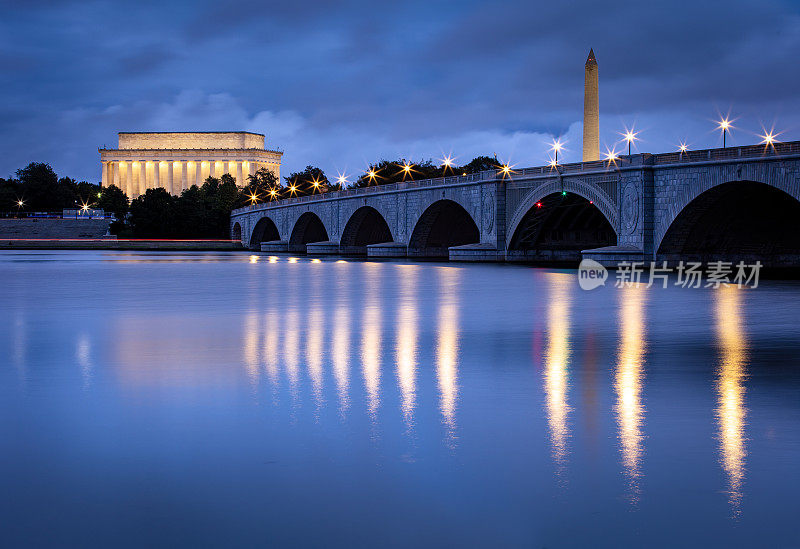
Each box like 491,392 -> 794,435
99,132 -> 282,198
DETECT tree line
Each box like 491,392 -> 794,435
2,155 -> 503,238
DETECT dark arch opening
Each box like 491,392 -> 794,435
340,206 -> 394,255
249,217 -> 280,249
657,181 -> 800,267
289,212 -> 330,252
508,192 -> 616,263
408,199 -> 480,258
231,222 -> 242,243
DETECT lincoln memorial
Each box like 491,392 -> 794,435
99,132 -> 282,198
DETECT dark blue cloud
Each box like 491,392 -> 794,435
1,0 -> 799,182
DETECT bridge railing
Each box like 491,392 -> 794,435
233,140 -> 800,214
652,140 -> 800,165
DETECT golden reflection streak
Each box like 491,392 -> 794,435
263,308 -> 280,390
396,265 -> 419,431
614,283 -> 647,504
307,306 -> 325,410
544,273 -> 572,470
714,285 -> 748,517
362,263 -> 382,425
332,300 -> 351,417
284,308 -> 300,392
243,312 -> 260,387
436,267 -> 461,444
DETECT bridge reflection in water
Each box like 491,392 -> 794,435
233,259 -> 751,509
436,267 -> 461,446
715,285 -> 748,517
543,273 -> 573,473
361,262 -> 383,427
396,265 -> 419,434
615,283 -> 647,505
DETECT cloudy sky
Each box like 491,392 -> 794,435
2,0 -> 799,183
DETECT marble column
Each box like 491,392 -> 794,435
153,161 -> 161,190
236,161 -> 243,185
124,162 -> 133,198
101,162 -> 109,187
166,161 -> 174,195
138,162 -> 147,196
179,161 -> 188,192
112,162 -> 120,189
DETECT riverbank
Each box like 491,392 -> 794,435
0,239 -> 242,250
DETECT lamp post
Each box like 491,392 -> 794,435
718,118 -> 731,148
550,139 -> 563,164
623,130 -> 638,156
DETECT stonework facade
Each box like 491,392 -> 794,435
99,132 -> 282,198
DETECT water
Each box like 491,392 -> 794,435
1,251 -> 799,547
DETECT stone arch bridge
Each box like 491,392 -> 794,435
231,141 -> 800,266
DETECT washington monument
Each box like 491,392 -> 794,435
583,49 -> 599,161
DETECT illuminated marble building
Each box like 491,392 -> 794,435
99,132 -> 282,198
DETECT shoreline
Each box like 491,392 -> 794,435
0,239 -> 243,251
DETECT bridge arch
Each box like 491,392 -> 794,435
249,216 -> 280,249
340,206 -> 394,255
657,180 -> 800,266
507,179 -> 618,251
289,211 -> 330,252
231,222 -> 242,242
507,191 -> 617,262
408,199 -> 480,257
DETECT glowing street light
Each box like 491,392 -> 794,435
288,184 -> 298,196
760,128 -> 780,150
717,117 -> 732,148
498,163 -> 515,178
310,178 -> 322,193
367,168 -> 378,183
622,129 -> 638,156
604,147 -> 620,167
248,191 -> 260,204
269,188 -> 278,200
679,142 -> 688,154
550,139 -> 564,163
440,155 -> 455,173
400,161 -> 414,180
336,172 -> 349,188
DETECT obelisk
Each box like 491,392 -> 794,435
582,49 -> 599,161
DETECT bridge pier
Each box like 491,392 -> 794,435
448,243 -> 501,262
367,242 -> 408,258
581,245 -> 646,267
306,241 -> 341,255
260,240 -> 288,253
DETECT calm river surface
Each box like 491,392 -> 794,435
1,250 -> 799,547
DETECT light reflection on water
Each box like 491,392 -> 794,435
436,267 -> 460,445
615,283 -> 647,504
361,262 -> 383,428
715,285 -> 748,517
396,264 -> 419,433
1,251 -> 799,547
544,273 -> 573,471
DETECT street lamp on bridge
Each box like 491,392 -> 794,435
622,129 -> 638,156
550,139 -> 564,164
717,117 -> 732,148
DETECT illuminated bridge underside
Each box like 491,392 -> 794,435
231,141 -> 800,266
